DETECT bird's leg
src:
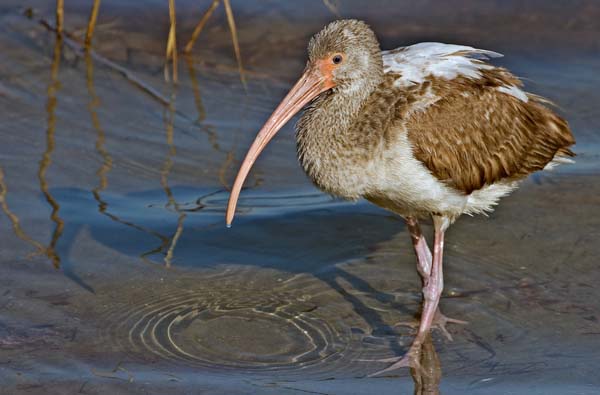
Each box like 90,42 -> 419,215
372,216 -> 450,375
406,216 -> 432,282
395,216 -> 467,341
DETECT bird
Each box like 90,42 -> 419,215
225,19 -> 575,374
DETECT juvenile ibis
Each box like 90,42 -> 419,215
226,20 -> 575,373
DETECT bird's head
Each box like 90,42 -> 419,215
307,19 -> 383,93
226,20 -> 382,226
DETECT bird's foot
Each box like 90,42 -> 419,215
394,309 -> 467,341
368,341 -> 422,377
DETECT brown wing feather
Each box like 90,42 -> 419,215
404,69 -> 575,194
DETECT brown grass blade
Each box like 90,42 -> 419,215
85,0 -> 102,47
223,0 -> 245,87
184,0 -> 220,54
38,17 -> 171,107
165,0 -> 178,83
55,0 -> 64,34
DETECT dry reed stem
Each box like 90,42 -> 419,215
223,0 -> 245,87
184,0 -> 220,54
55,0 -> 64,34
85,0 -> 101,47
165,0 -> 178,83
39,18 -> 171,106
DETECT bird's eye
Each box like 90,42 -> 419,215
332,54 -> 343,64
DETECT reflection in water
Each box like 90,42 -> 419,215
38,35 -> 65,269
81,45 -> 239,268
158,92 -> 187,267
410,335 -> 442,395
0,167 -> 46,256
219,149 -> 236,191
85,51 -> 112,199
83,49 -> 171,264
184,54 -> 242,190
184,53 -> 206,122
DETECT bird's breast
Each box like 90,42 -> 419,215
296,131 -> 375,200
295,92 -> 383,200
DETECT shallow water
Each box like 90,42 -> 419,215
1,1 -> 599,394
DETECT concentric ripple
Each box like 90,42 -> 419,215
125,291 -> 338,370
97,231 -> 542,376
101,269 -> 372,374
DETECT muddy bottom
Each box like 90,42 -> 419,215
0,1 -> 599,394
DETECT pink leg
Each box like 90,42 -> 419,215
371,215 -> 450,376
406,216 -> 432,282
397,216 -> 467,341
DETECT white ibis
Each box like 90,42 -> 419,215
225,19 -> 575,374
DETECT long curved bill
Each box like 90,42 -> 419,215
226,64 -> 333,226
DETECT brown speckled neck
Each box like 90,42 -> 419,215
296,75 -> 402,198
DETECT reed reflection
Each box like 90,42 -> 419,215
157,91 -> 187,268
75,15 -> 264,268
184,54 -> 247,191
84,49 -> 171,264
0,167 -> 46,257
82,43 -> 238,268
38,35 -> 65,269
85,51 -> 112,200
184,53 -> 206,122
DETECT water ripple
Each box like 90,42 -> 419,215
100,268 -> 381,375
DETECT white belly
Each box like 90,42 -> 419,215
365,130 -> 518,220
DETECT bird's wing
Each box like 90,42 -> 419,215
382,42 -> 503,88
383,43 -> 575,194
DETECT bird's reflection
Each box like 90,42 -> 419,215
409,334 -> 442,395
38,34 -> 65,268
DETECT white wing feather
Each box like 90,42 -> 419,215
382,42 -> 503,87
